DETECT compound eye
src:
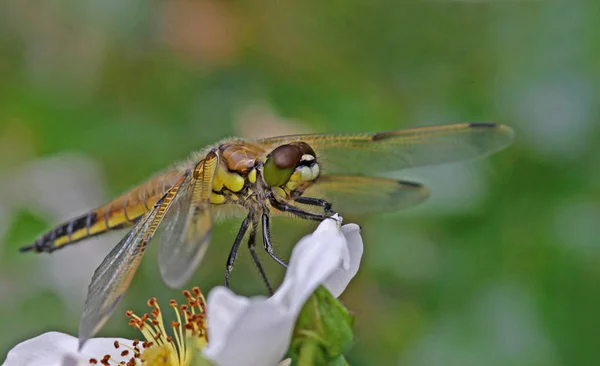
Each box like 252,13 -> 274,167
263,144 -> 303,187
272,144 -> 303,170
294,141 -> 316,158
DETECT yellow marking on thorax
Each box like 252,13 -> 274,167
210,193 -> 225,204
213,165 -> 245,193
248,168 -> 257,184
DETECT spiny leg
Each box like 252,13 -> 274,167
261,211 -> 288,269
248,215 -> 274,295
225,215 -> 250,288
269,194 -> 330,222
294,196 -> 336,215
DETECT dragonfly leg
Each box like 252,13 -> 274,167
225,215 -> 250,288
269,194 -> 329,222
248,216 -> 274,295
294,196 -> 336,215
261,211 -> 288,269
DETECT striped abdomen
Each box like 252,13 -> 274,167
20,170 -> 183,253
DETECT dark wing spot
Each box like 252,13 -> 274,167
468,122 -> 497,128
371,130 -> 394,141
396,179 -> 424,188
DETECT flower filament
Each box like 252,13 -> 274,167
88,287 -> 208,366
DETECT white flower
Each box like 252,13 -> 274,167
3,289 -> 210,366
2,332 -> 134,366
202,215 -> 363,366
3,216 -> 363,366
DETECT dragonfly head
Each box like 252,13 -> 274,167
262,142 -> 320,191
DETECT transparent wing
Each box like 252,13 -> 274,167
295,175 -> 430,215
256,123 -> 514,174
157,151 -> 219,288
78,173 -> 190,347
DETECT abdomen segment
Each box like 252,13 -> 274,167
20,170 -> 183,253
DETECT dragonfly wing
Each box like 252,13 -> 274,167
78,173 -> 190,347
298,175 -> 430,215
256,123 -> 514,174
158,151 -> 219,289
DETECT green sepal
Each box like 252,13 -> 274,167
287,286 -> 355,366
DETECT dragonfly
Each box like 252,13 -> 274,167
20,122 -> 513,347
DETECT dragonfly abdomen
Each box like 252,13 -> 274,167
19,210 -> 131,253
20,170 -> 183,253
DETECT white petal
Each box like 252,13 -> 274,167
4,332 -> 76,366
204,287 -> 252,356
203,216 -> 353,366
3,332 -> 134,366
78,337 -> 135,363
322,223 -> 364,298
270,216 -> 347,312
204,289 -> 291,366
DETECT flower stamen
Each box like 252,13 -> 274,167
90,288 -> 208,365
109,287 -> 208,366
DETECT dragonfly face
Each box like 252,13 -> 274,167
262,141 -> 320,193
19,122 -> 515,346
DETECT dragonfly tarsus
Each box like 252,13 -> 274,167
269,194 -> 329,222
294,196 -> 336,216
261,212 -> 288,269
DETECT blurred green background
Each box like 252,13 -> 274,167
1,0 -> 599,365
